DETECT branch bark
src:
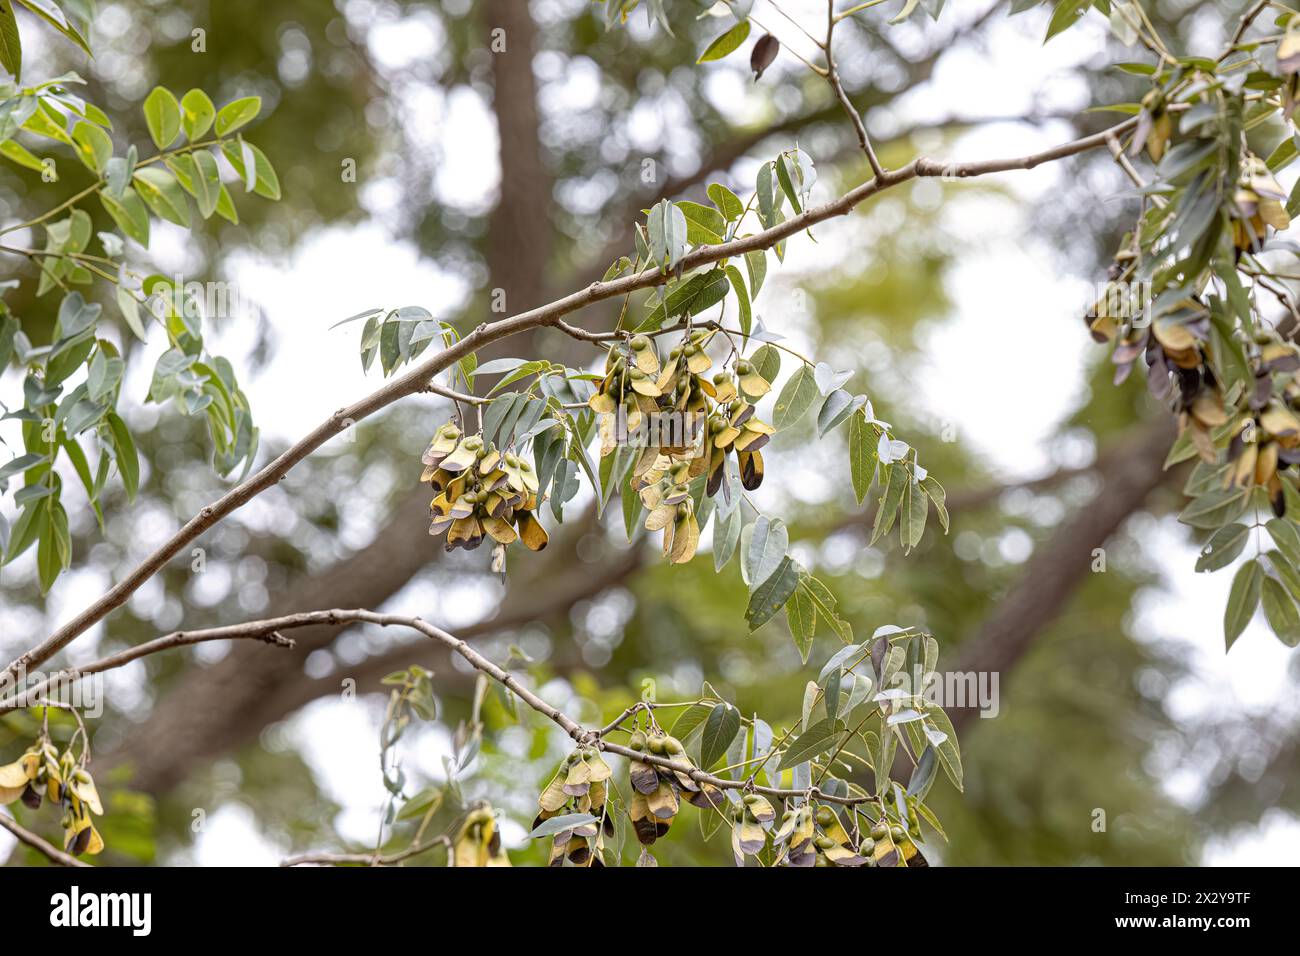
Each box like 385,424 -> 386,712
0,812 -> 92,868
10,111 -> 1143,689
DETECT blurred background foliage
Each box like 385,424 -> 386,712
2,0 -> 1296,867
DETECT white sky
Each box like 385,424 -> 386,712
3,0 -> 1297,865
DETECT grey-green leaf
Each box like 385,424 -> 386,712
1224,558 -> 1262,650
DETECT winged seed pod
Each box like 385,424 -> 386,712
534,747 -> 615,867
626,730 -> 722,845
750,32 -> 779,81
1231,155 -> 1291,255
590,331 -> 773,566
730,792 -> 777,863
1129,89 -> 1171,163
772,804 -> 816,866
0,743 -> 42,807
811,804 -> 869,867
452,804 -> 511,867
869,820 -> 929,868
422,423 -> 548,556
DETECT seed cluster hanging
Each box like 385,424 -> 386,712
626,730 -> 723,845
0,735 -> 104,857
534,747 -> 615,867
590,329 -> 774,564
420,422 -> 549,561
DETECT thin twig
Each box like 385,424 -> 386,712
0,812 -> 92,868
282,834 -> 451,867
6,113 -> 1141,684
825,0 -> 885,178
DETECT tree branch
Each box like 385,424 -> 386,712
281,835 -> 450,867
9,112 -> 1141,687
0,812 -> 92,868
89,607 -> 892,808
0,625 -> 295,712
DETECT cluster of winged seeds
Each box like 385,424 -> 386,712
589,329 -> 774,563
534,747 -> 615,867
626,729 -> 723,844
0,736 -> 104,856
421,422 -> 549,557
1089,190 -> 1300,516
771,804 -> 925,868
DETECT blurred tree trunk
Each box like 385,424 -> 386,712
104,0 -> 556,793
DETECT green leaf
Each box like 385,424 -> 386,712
919,475 -> 948,533
699,702 -> 741,769
219,138 -> 280,200
777,717 -> 845,771
106,411 -> 139,501
848,411 -> 877,504
1266,518 -> 1300,568
924,707 -> 963,791
749,343 -> 780,388
1195,523 -> 1250,572
775,153 -> 802,214
143,87 -> 182,149
800,574 -> 852,644
214,96 -> 262,136
744,249 -> 767,298
871,462 -> 908,545
133,167 -> 191,227
180,88 -> 216,140
100,187 -> 150,245
1177,487 -> 1248,529
115,287 -> 148,342
786,584 -> 816,663
707,182 -> 744,221
698,18 -> 750,62
71,120 -> 112,172
36,500 -> 64,592
1260,574 -> 1300,647
13,0 -> 90,56
1224,558 -> 1262,650
741,515 -> 787,590
636,268 -> 730,331
1045,0 -> 1090,41
772,365 -> 818,430
725,265 -> 751,337
745,555 -> 800,631
0,0 -> 21,80
529,813 -> 599,839
4,498 -> 46,563
0,138 -> 43,173
191,149 -> 222,218
713,505 -> 740,572
676,200 -> 726,244
816,388 -> 854,436
900,478 -> 928,553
